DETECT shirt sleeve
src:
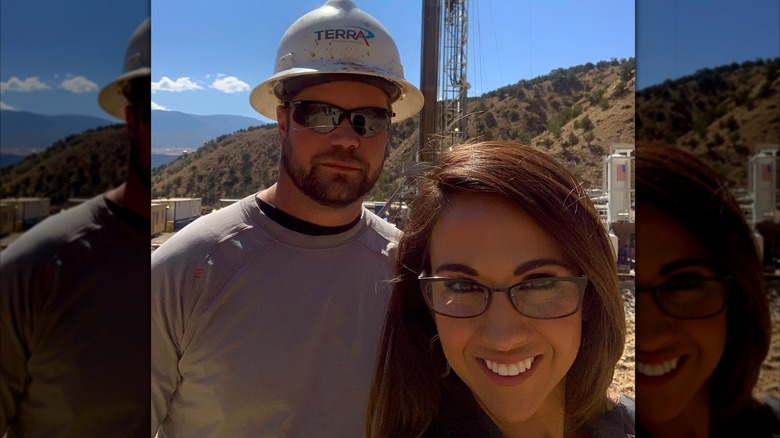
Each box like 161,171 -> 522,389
151,245 -> 187,436
0,245 -> 43,434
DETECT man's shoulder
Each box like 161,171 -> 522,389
152,195 -> 263,262
1,196 -> 106,264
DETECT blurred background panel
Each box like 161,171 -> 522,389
635,0 -> 779,436
1,0 -> 149,214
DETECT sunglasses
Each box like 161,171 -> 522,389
284,100 -> 394,138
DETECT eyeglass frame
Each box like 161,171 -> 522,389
636,276 -> 732,319
283,100 -> 395,138
418,273 -> 588,320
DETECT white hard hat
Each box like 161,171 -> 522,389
249,0 -> 423,123
98,18 -> 151,120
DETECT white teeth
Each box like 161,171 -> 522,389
484,356 -> 536,377
637,357 -> 680,377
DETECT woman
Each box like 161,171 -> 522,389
367,141 -> 632,437
635,143 -> 778,437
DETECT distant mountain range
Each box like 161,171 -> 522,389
0,109 -> 266,169
151,110 -> 265,168
0,110 -> 114,167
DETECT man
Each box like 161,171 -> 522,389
151,1 -> 423,436
0,18 -> 151,436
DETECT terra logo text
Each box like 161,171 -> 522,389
314,27 -> 375,46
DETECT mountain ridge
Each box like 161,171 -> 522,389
0,110 -> 114,158
151,58 -> 638,207
151,110 -> 264,150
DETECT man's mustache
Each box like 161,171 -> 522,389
312,151 -> 367,171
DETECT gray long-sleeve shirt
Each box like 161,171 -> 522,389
151,194 -> 399,437
1,195 -> 150,437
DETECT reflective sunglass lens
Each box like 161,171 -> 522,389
290,101 -> 390,138
292,104 -> 333,133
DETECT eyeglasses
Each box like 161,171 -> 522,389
637,273 -> 731,319
284,100 -> 394,138
419,274 -> 588,319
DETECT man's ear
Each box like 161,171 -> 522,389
276,105 -> 288,145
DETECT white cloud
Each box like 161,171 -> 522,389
152,76 -> 203,92
0,101 -> 17,110
58,76 -> 99,93
151,101 -> 169,111
210,76 -> 250,94
0,76 -> 51,92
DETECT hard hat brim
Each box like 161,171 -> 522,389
250,68 -> 423,123
98,67 -> 151,121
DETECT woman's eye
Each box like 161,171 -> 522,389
520,273 -> 561,287
444,281 -> 480,292
664,273 -> 704,291
528,279 -> 556,289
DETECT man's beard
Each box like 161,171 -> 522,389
281,137 -> 384,208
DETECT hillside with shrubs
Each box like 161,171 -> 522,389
152,58 -> 636,208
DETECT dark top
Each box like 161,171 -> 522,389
424,374 -> 635,437
636,394 -> 780,437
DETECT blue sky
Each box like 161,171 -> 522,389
637,0 -> 780,89
152,0 -> 635,121
6,1 -> 776,121
0,0 -> 150,120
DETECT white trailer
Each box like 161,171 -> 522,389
153,198 -> 202,231
1,198 -> 50,231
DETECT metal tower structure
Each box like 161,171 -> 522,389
439,0 -> 470,152
379,0 -> 470,222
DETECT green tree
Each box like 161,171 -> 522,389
485,112 -> 497,129
579,115 -> 593,131
583,131 -> 595,145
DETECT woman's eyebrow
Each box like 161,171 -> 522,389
659,258 -> 715,276
433,259 -> 569,277
513,259 -> 570,275
433,263 -> 477,276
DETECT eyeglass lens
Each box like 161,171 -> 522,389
422,277 -> 583,319
650,275 -> 728,318
290,101 -> 391,138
